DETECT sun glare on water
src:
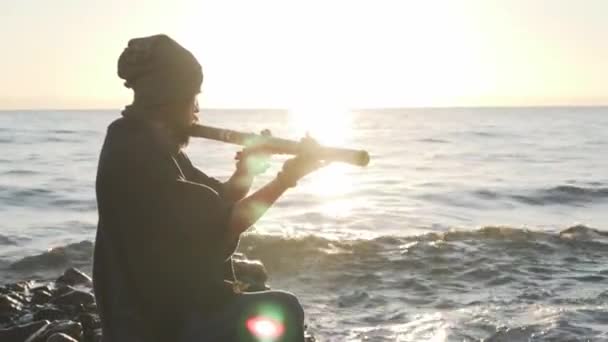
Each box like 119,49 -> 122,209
287,105 -> 357,217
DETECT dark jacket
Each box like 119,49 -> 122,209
93,117 -> 237,341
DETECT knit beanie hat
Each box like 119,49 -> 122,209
118,34 -> 202,109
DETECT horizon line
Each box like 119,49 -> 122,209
1,104 -> 607,112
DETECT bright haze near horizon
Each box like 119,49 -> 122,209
0,0 -> 607,110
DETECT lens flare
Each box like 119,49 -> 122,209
246,316 -> 285,340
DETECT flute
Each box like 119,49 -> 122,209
189,124 -> 370,167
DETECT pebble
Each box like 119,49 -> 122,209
24,320 -> 83,342
34,307 -> 69,321
47,332 -> 79,342
0,294 -> 23,317
56,269 -> 92,288
31,290 -> 54,305
51,291 -> 95,307
0,320 -> 49,342
233,258 -> 269,291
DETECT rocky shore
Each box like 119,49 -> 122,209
0,257 -> 316,342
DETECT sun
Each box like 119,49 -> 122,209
286,104 -> 353,147
286,104 -> 357,217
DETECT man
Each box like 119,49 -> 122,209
93,34 -> 322,342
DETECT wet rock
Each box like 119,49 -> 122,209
34,307 -> 69,321
22,322 -> 51,342
78,312 -> 101,332
7,281 -> 34,293
8,291 -> 28,304
31,284 -> 54,294
46,332 -> 78,342
25,320 -> 83,342
0,294 -> 24,317
305,330 -> 316,342
83,302 -> 97,312
0,320 -> 49,342
51,290 -> 95,307
1,264 -> 318,341
92,328 -> 103,342
52,285 -> 76,298
32,290 -> 54,305
233,258 -> 269,291
56,268 -> 92,287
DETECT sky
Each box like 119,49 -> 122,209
0,0 -> 606,109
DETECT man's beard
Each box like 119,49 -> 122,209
172,125 -> 191,149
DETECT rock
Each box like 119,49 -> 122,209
233,258 -> 269,291
92,328 -> 103,342
1,265 -> 318,341
25,320 -> 83,342
22,322 -> 51,342
46,332 -> 78,342
34,307 -> 69,321
83,302 -> 97,313
78,312 -> 100,331
0,320 -> 49,342
57,268 -> 92,287
0,294 -> 24,317
7,281 -> 34,293
31,284 -> 54,294
8,291 -> 28,304
32,290 -> 54,305
52,285 -> 76,298
51,290 -> 95,307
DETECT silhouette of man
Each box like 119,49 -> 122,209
93,34 -> 321,342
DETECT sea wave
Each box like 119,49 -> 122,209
9,240 -> 93,272
6,225 -> 606,281
474,184 -> 608,205
0,185 -> 96,210
0,234 -> 18,246
3,226 -> 607,340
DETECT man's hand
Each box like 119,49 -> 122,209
234,129 -> 272,177
276,135 -> 327,188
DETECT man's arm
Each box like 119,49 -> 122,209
222,149 -> 270,203
222,169 -> 254,203
227,177 -> 288,241
227,156 -> 324,241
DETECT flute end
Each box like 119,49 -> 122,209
358,151 -> 371,167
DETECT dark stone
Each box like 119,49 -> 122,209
7,281 -> 34,293
305,332 -> 317,342
31,290 -> 53,305
92,328 -> 103,342
22,322 -> 51,342
8,292 -> 28,304
56,268 -> 92,287
51,290 -> 95,307
78,312 -> 101,333
46,332 -> 78,342
24,320 -> 83,342
0,294 -> 23,317
52,285 -> 75,298
233,258 -> 269,291
83,302 -> 97,313
34,307 -> 69,321
0,320 -> 49,342
31,285 -> 54,295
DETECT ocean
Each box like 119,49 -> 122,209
1,107 -> 607,341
